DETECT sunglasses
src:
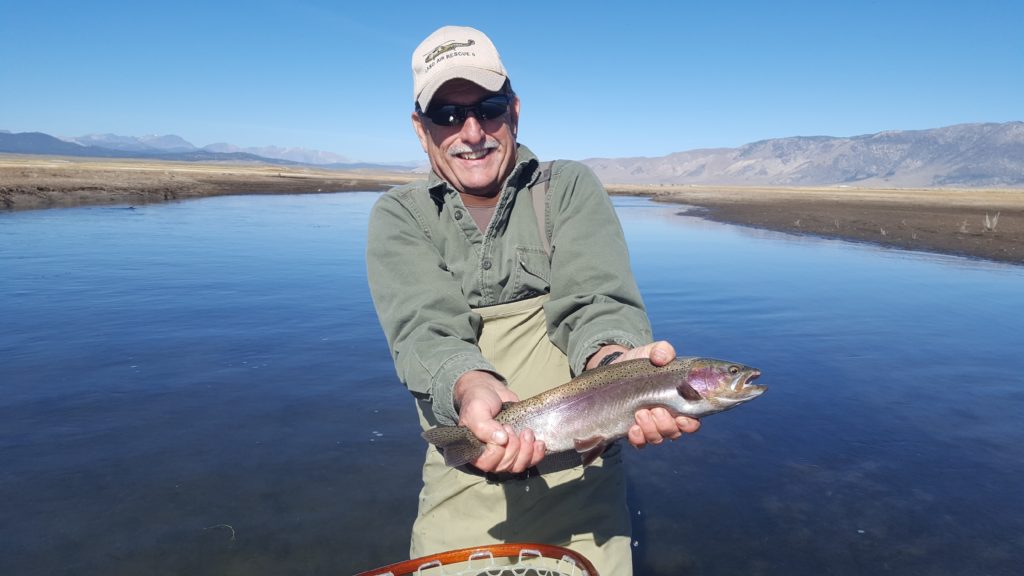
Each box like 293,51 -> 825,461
419,94 -> 511,127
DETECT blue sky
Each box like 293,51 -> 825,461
2,1 -> 1021,163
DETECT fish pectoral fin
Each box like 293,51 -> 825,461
581,446 -> 605,466
677,381 -> 703,402
573,436 -> 607,466
573,436 -> 604,453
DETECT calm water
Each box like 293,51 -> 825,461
1,193 -> 1022,576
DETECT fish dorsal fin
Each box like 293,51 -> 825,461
573,436 -> 606,466
677,381 -> 703,402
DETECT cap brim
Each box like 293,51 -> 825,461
416,67 -> 507,111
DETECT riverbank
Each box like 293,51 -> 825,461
3,155 -> 1021,265
608,184 -> 1024,265
0,155 -> 418,210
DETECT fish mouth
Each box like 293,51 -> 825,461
735,369 -> 767,396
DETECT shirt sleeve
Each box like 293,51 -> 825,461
365,189 -> 499,426
542,162 -> 654,375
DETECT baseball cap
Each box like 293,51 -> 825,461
412,26 -> 508,112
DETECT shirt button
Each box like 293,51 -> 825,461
481,259 -> 492,270
454,210 -> 463,220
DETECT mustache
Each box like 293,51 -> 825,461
448,139 -> 499,157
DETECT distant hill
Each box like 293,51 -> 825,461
0,131 -> 417,172
0,131 -> 291,164
203,142 -> 353,165
583,122 -> 1024,188
0,132 -> 123,157
6,123 -> 1022,185
67,133 -> 198,153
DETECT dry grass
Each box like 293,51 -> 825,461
0,154 -> 417,210
607,183 -> 1024,264
607,183 -> 1024,210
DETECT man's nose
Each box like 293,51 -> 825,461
457,113 -> 486,142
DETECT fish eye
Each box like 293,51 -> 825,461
728,365 -> 740,375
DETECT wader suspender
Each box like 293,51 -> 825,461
530,161 -> 555,258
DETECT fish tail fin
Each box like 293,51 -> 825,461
421,426 -> 485,468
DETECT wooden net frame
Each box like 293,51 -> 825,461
353,542 -> 598,576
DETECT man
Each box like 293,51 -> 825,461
366,25 -> 699,574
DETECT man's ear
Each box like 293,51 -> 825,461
412,111 -> 430,153
510,96 -> 521,138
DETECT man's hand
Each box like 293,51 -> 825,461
453,370 -> 545,474
588,341 -> 701,448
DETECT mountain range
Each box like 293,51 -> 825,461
581,122 -> 1024,188
65,133 -> 363,166
2,122 -> 1022,187
0,131 -> 416,171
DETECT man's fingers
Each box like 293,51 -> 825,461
651,407 -> 682,439
635,409 -> 663,444
489,426 -> 509,445
509,428 -> 536,473
619,340 -> 677,366
630,409 -> 701,449
494,425 -> 520,472
531,439 -> 546,467
463,416 -> 507,445
649,341 -> 676,366
474,441 -> 505,470
676,416 -> 701,433
628,424 -> 646,448
473,425 -> 515,471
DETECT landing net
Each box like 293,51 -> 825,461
354,543 -> 596,576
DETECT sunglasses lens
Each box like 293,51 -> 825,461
477,96 -> 509,120
426,105 -> 462,126
424,95 -> 509,126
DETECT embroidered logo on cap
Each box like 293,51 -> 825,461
424,39 -> 476,63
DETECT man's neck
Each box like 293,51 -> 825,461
459,191 -> 501,207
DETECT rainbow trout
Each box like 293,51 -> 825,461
422,357 -> 766,468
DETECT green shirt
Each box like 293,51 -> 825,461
366,144 -> 652,425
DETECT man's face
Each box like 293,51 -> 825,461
412,79 -> 520,200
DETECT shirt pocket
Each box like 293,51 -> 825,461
510,246 -> 551,300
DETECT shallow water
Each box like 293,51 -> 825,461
1,193 -> 1021,575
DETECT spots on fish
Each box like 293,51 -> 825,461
421,425 -> 485,467
500,359 -> 692,419
421,356 -> 766,468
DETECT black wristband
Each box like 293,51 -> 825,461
597,351 -> 624,367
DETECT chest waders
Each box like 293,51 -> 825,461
409,164 -> 634,574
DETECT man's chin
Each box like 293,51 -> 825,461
451,170 -> 502,195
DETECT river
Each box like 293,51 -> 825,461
1,193 -> 1021,575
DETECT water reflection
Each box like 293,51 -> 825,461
1,193 -> 1021,575
617,196 -> 1024,575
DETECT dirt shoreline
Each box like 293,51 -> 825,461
2,155 -> 1021,265
0,155 -> 418,211
608,184 -> 1024,265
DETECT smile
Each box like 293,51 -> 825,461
453,148 -> 492,160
